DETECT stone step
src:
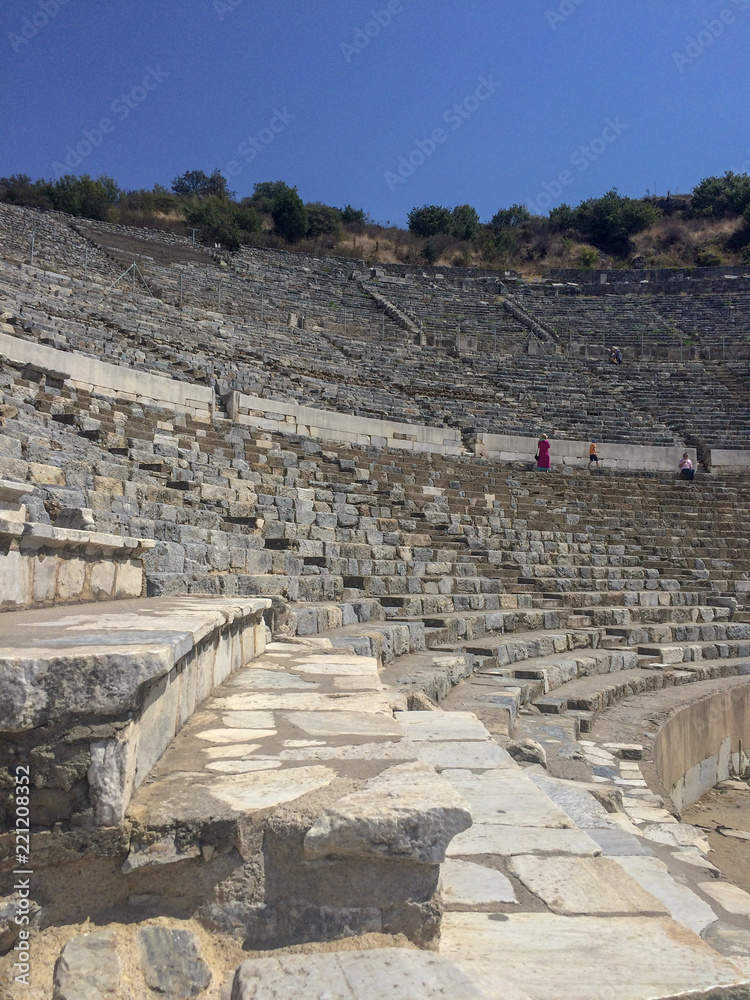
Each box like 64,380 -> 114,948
606,621 -> 750,646
637,638 -> 750,664
289,598 -> 386,636
533,656 -> 749,729
122,640 -> 475,950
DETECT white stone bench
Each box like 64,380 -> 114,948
0,596 -> 270,824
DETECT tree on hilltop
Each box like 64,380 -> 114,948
451,204 -> 480,240
407,204 -> 454,238
172,169 -> 232,199
305,202 -> 343,240
549,189 -> 661,256
490,204 -> 531,231
49,175 -> 120,220
250,181 -> 295,214
691,171 -> 750,218
272,187 -> 308,243
340,204 -> 367,224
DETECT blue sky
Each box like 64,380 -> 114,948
1,0 -> 749,226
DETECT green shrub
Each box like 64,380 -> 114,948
306,202 -> 343,239
691,171 -> 750,217
422,241 -> 439,264
579,247 -> 598,268
694,247 -> 723,267
272,187 -> 308,243
233,199 -> 262,235
185,195 -> 242,250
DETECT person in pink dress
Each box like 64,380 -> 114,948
678,452 -> 695,480
536,434 -> 551,471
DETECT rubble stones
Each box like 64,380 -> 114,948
53,930 -> 121,1000
136,926 -> 212,999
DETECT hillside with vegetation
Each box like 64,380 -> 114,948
1,169 -> 749,275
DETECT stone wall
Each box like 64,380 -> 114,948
227,390 -> 465,455
0,329 -> 214,417
654,683 -> 750,812
475,433 -> 699,473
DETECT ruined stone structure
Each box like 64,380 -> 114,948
0,203 -> 749,998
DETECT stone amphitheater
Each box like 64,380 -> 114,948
0,201 -> 749,999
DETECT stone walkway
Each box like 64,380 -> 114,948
124,642 -> 750,998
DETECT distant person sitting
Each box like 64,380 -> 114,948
589,441 -> 599,465
609,346 -> 623,365
536,434 -> 551,471
678,453 -> 695,480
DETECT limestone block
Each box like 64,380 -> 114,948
304,761 -> 472,864
32,552 -> 58,603
231,948 -> 493,1000
93,475 -> 124,496
441,858 -> 517,909
56,556 -> 86,600
699,881 -> 750,918
0,892 -> 40,952
53,930 -> 121,1000
510,855 -> 667,915
441,913 -> 746,1000
89,560 -> 116,599
0,457 -> 29,481
56,507 -> 95,530
88,734 -> 135,826
0,547 -> 30,606
443,769 -> 575,829
447,824 -> 601,857
114,558 -> 143,598
613,856 -> 716,934
28,462 -> 66,484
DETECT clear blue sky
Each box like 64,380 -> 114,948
1,0 -> 749,226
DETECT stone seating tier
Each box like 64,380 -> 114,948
5,260 -> 747,446
1,203 -> 749,448
524,283 -> 750,360
1,358 -> 748,612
